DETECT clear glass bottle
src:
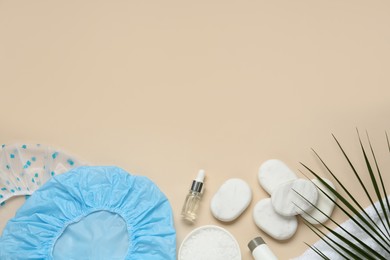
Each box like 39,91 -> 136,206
181,170 -> 205,223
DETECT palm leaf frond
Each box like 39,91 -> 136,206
301,131 -> 390,258
294,189 -> 387,259
364,131 -> 390,235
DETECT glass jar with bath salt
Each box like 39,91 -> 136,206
248,237 -> 278,260
179,225 -> 241,260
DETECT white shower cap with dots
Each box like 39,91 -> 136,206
0,143 -> 82,205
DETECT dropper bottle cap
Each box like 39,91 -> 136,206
190,169 -> 205,193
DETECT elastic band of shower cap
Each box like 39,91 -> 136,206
0,166 -> 176,260
0,143 -> 83,205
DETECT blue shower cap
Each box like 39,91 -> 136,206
0,166 -> 176,259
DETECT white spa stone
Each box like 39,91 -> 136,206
210,178 -> 252,222
258,159 -> 298,195
301,178 -> 336,224
271,179 -> 318,217
253,198 -> 298,240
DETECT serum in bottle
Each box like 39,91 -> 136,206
181,169 -> 205,223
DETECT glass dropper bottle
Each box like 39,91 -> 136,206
181,169 -> 205,223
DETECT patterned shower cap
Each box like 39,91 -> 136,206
0,144 -> 82,205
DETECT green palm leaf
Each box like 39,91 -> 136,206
301,131 -> 390,259
294,189 -> 386,259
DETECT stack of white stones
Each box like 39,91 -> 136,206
254,159 -> 336,240
208,160 -> 336,241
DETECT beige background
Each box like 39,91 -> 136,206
1,0 -> 390,259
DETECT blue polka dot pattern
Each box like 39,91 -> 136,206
67,159 -> 74,166
52,152 -> 58,159
23,160 -> 31,169
0,143 -> 83,205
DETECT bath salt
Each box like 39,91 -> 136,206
179,225 -> 241,260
